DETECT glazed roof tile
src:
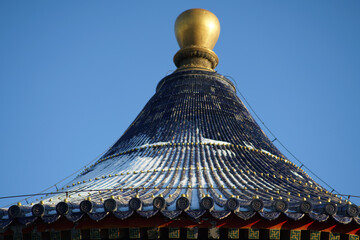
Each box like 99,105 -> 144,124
1,70 -> 359,228
47,70 -> 332,205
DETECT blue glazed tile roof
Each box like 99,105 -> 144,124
1,69 -> 359,227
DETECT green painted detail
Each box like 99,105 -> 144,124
129,228 -> 140,239
350,235 -> 359,240
270,229 -> 280,240
169,228 -> 180,239
187,228 -> 198,239
330,233 -> 340,240
310,231 -> 321,240
147,228 -> 159,239
249,229 -> 259,239
90,229 -> 101,240
71,229 -> 81,240
228,228 -> 239,239
108,228 -> 120,239
290,230 -> 301,240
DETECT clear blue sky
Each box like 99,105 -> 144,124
1,1 -> 359,207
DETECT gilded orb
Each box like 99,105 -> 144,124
175,8 -> 220,50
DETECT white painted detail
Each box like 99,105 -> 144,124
291,170 -> 304,179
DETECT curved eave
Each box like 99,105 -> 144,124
1,209 -> 360,236
1,198 -> 360,233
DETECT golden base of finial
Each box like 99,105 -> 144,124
173,46 -> 219,71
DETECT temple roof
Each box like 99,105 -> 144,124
0,8 -> 359,231
51,69 -> 331,206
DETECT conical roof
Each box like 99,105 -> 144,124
57,67 -> 335,206
47,9 -> 337,207
35,9 -> 343,209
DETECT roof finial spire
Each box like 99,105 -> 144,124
174,9 -> 220,71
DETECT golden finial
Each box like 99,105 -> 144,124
174,9 -> 220,71
175,8 -> 220,50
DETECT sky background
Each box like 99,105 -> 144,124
0,1 -> 359,207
